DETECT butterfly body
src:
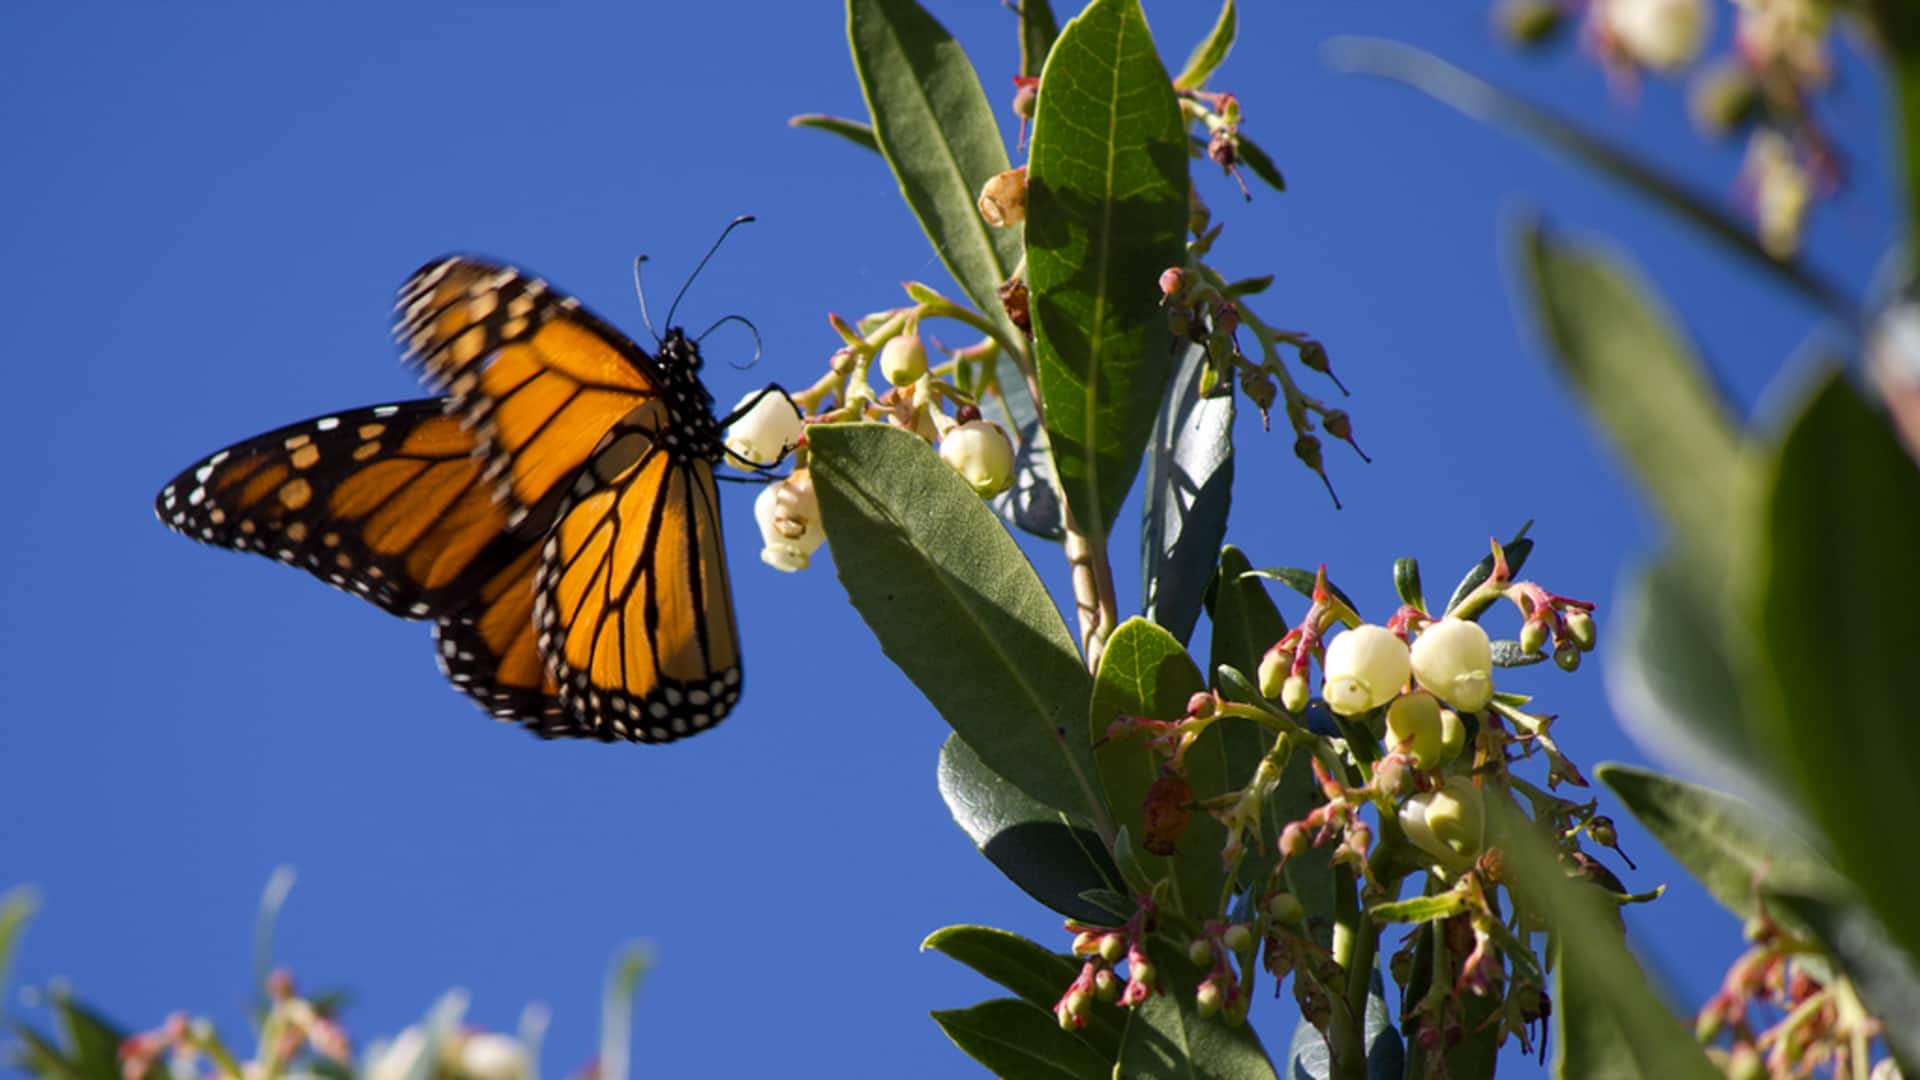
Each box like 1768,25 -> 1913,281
156,257 -> 744,744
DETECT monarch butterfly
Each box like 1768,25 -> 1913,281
155,254 -> 773,744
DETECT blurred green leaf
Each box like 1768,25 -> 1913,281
848,0 -> 1024,333
1115,938 -> 1278,1078
1090,617 -> 1223,919
1517,218 -> 1754,589
1028,0 -> 1191,536
1755,371 -> 1920,967
1873,0 -> 1920,289
811,423 -> 1102,821
254,865 -> 295,1015
1604,558 -> 1780,805
1142,343 -> 1235,645
11,1022 -> 77,1080
1020,0 -> 1059,78
1173,1 -> 1236,90
55,998 -> 125,1080
932,998 -> 1110,1079
1477,799 -> 1716,1078
1367,894 -> 1467,924
1332,37 -> 1857,320
1286,970 -> 1404,1080
938,733 -> 1123,924
1441,523 -> 1532,617
0,887 -> 38,1008
923,925 -> 1125,1059
1596,764 -> 1832,923
599,944 -> 653,1080
787,112 -> 880,153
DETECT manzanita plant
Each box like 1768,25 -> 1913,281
9,2 -> 1920,1078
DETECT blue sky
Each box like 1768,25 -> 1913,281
1,2 -> 1894,1075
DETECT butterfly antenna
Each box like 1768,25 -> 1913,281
632,255 -> 661,345
698,313 -> 763,370
665,215 -> 756,331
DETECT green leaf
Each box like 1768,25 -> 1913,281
1028,0 -> 1191,536
1392,558 -> 1424,611
1441,523 -> 1532,618
848,0 -> 1024,332
1142,343 -> 1235,645
1330,38 -> 1857,320
1596,763 -> 1833,923
1286,970 -> 1404,1080
1232,133 -> 1286,194
1090,618 -> 1223,919
1172,1 -> 1236,90
811,423 -> 1103,821
1516,219 -> 1755,588
1243,567 -> 1356,614
1198,545 -> 1320,899
938,733 -> 1124,924
932,998 -> 1110,1079
1874,0 -> 1920,291
1490,640 -> 1548,668
787,112 -> 880,153
0,887 -> 38,1006
1115,938 -> 1278,1079
1755,371 -> 1920,967
1020,0 -> 1060,79
923,925 -> 1125,1060
1474,799 -> 1716,1079
10,1022 -> 79,1080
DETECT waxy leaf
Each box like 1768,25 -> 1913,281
1142,343 -> 1235,645
787,113 -> 880,153
1028,0 -> 1191,536
848,0 -> 1024,333
923,925 -> 1125,1060
932,998 -> 1110,1079
1115,938 -> 1279,1078
938,734 -> 1121,924
1172,1 -> 1236,90
1020,0 -> 1059,78
1089,617 -> 1223,919
1441,523 -> 1532,618
811,423 -> 1101,821
1287,970 -> 1404,1080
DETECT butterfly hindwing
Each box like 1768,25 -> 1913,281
155,399 -> 526,619
532,405 -> 743,743
431,544 -> 584,737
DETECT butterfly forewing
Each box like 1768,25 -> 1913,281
395,258 -> 662,526
155,400 -> 524,618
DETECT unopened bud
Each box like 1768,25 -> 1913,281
1222,925 -> 1253,953
1195,980 -> 1223,1018
1160,267 -> 1187,303
1267,892 -> 1304,925
1279,822 -> 1309,858
1495,0 -> 1565,45
1519,619 -> 1549,656
1257,643 -> 1292,700
878,333 -> 928,386
1012,80 -> 1038,120
1188,938 -> 1214,968
1689,59 -> 1759,138
1072,931 -> 1098,955
1554,643 -> 1581,672
1566,609 -> 1596,651
1094,967 -> 1120,1002
1099,934 -> 1126,964
1280,673 -> 1309,715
